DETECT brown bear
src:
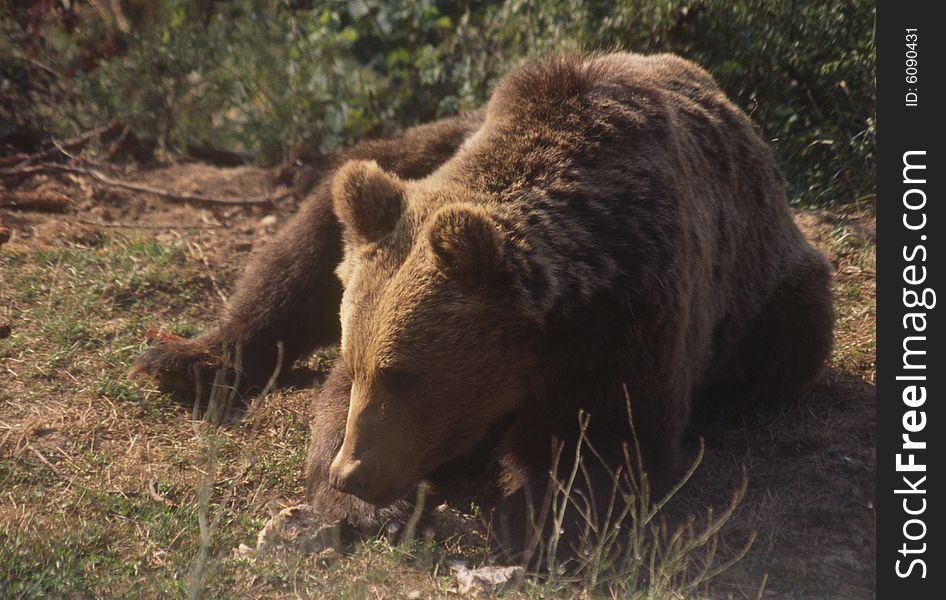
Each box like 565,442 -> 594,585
132,52 -> 833,557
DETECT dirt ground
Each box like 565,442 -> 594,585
0,159 -> 875,598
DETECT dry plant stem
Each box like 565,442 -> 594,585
584,465 -> 629,591
680,477 -> 754,594
651,439 -> 705,519
247,341 -> 285,424
523,441 -> 559,569
186,342 -> 285,598
188,374 -> 224,599
147,478 -> 174,507
188,345 -> 238,598
190,473 -> 212,600
221,346 -> 244,424
400,482 -> 430,549
191,365 -> 204,423
544,412 -> 591,585
531,385 -> 755,596
755,572 -> 769,600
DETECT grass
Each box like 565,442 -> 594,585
0,201 -> 876,598
1,236 -> 262,598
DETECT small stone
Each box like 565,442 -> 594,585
317,547 -> 340,563
407,591 -> 422,599
445,559 -> 470,572
454,565 -> 525,595
259,214 -> 278,230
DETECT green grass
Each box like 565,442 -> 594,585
1,236 -> 228,598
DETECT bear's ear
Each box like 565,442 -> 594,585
332,160 -> 406,245
427,205 -> 506,282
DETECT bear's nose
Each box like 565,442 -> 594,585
329,455 -> 374,499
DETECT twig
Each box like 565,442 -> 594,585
53,445 -> 84,472
75,218 -> 224,230
148,478 -> 176,507
0,163 -> 288,206
26,443 -> 66,479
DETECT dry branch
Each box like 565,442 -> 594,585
7,121 -> 125,169
0,190 -> 71,212
26,443 -> 67,479
0,163 -> 288,206
76,218 -> 224,230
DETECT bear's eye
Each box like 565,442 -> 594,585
377,367 -> 416,393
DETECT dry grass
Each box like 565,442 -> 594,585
0,164 -> 875,598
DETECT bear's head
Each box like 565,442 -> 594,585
327,160 -> 542,507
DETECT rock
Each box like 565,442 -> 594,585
453,565 -> 525,595
258,214 -> 278,231
248,504 -> 356,557
445,558 -> 470,572
316,547 -> 341,564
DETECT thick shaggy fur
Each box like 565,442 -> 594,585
132,53 -> 833,555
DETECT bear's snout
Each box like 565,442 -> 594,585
328,455 -> 370,497
329,450 -> 405,506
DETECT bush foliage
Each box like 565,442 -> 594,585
2,0 -> 874,205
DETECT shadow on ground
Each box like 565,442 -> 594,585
674,368 -> 875,599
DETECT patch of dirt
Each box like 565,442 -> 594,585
1,158 -> 317,287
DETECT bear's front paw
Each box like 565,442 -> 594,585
128,334 -> 220,395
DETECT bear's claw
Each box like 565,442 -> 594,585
128,339 -> 219,395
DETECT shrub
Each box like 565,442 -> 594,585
1,0 -> 874,205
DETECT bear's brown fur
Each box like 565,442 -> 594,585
132,53 -> 833,557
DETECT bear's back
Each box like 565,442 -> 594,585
439,54 -> 796,319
